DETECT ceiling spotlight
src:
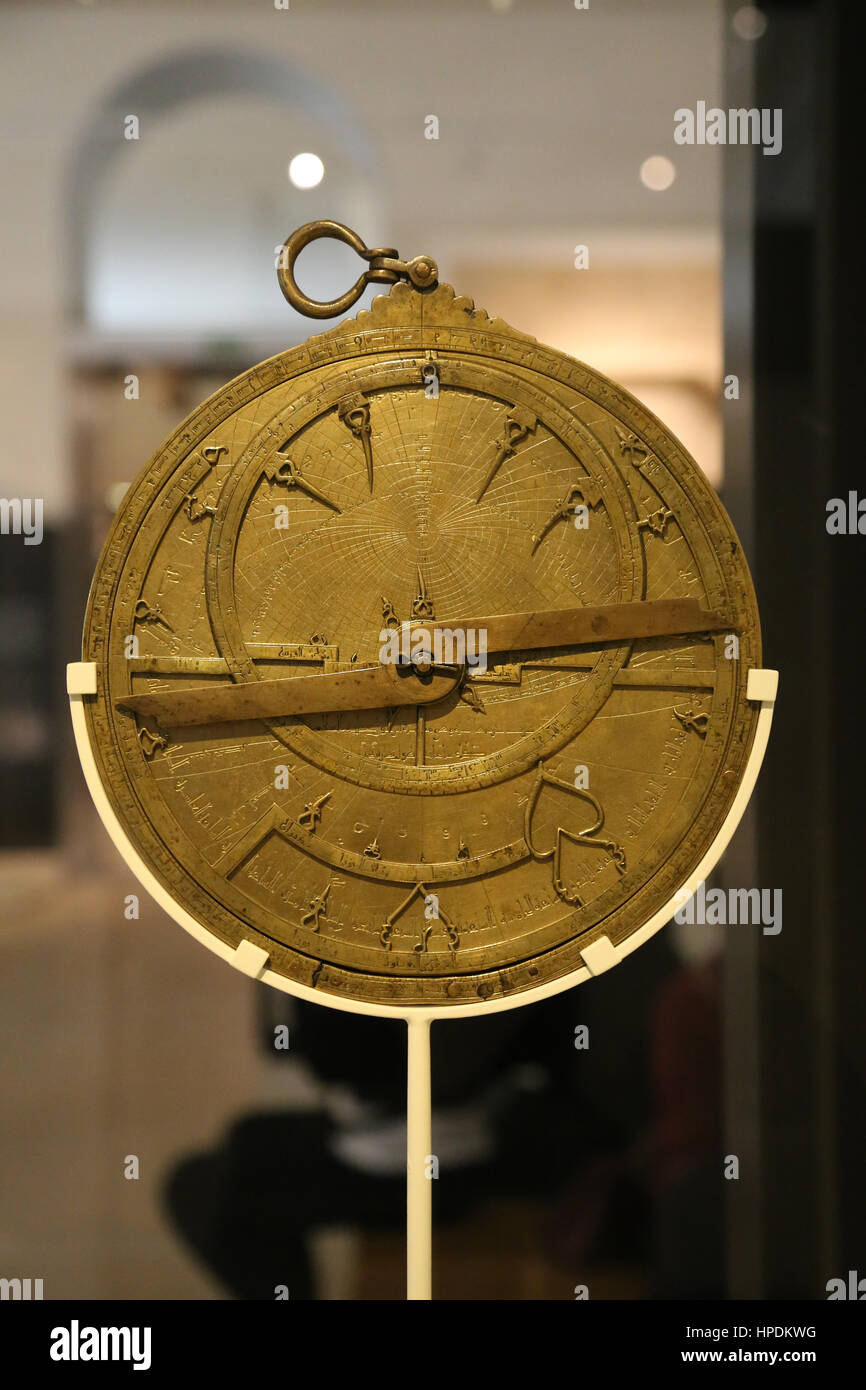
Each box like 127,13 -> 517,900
733,6 -> 768,41
288,153 -> 325,190
640,156 -> 676,192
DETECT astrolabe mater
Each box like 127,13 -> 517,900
78,221 -> 761,1008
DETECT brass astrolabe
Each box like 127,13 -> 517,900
77,220 -> 763,1010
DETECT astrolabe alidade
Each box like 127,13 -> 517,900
72,220 -> 769,1010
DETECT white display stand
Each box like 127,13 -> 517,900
68,660 -> 778,1300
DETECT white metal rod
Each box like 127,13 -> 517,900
406,1014 -> 433,1300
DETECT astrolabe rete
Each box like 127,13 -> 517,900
77,221 -> 762,1008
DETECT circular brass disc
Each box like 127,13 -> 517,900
82,280 -> 761,1008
